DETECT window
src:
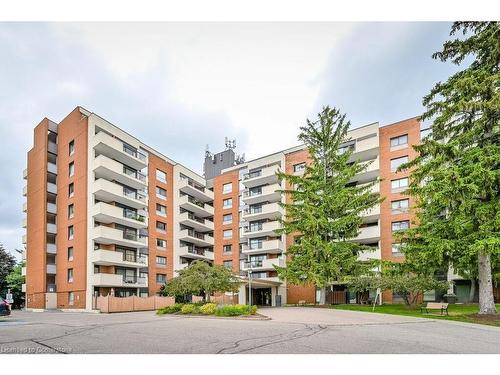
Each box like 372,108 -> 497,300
156,203 -> 166,216
156,186 -> 167,200
68,183 -> 74,198
156,169 -> 166,183
391,199 -> 409,213
156,239 -> 166,248
67,268 -> 74,283
223,198 -> 232,208
222,182 -> 232,194
156,273 -> 166,283
223,245 -> 232,253
156,221 -> 166,233
68,292 -> 74,305
156,256 -> 167,266
223,214 -> 233,224
392,220 -> 409,232
69,161 -> 75,177
392,243 -> 404,255
68,204 -> 74,219
390,156 -> 408,172
391,177 -> 408,191
293,163 -> 306,173
390,134 -> 408,148
68,225 -> 74,240
223,260 -> 233,269
69,140 -> 75,156
68,247 -> 74,261
223,229 -> 232,239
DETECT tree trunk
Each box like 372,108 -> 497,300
468,278 -> 476,303
205,292 -> 211,303
319,287 -> 326,305
478,253 -> 497,315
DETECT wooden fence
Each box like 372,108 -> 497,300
94,295 -> 175,313
325,290 -> 347,305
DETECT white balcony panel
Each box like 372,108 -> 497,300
47,223 -> 57,234
242,164 -> 280,188
92,226 -> 147,248
243,221 -> 281,238
178,246 -> 214,261
178,211 -> 214,232
241,257 -> 285,272
47,203 -> 57,214
22,218 -> 27,228
23,185 -> 27,196
243,203 -> 283,221
93,131 -> 147,170
242,183 -> 282,205
92,201 -> 147,229
23,202 -> 27,212
47,244 -> 57,254
93,178 -> 147,210
23,168 -> 28,180
355,157 -> 380,185
21,266 -> 26,276
242,239 -> 285,255
22,234 -> 27,244
91,273 -> 148,288
47,182 -> 57,194
354,225 -> 380,243
179,229 -> 214,247
178,179 -> 213,202
21,283 -> 26,292
94,154 -> 147,190
358,247 -> 381,262
46,264 -> 57,274
361,204 -> 380,221
178,195 -> 214,218
47,162 -> 57,174
91,249 -> 148,268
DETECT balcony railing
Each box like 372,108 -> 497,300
123,253 -> 148,264
123,144 -> 147,162
187,212 -> 205,224
123,166 -> 147,182
243,170 -> 262,180
123,187 -> 147,202
123,208 -> 146,222
245,223 -> 263,232
187,196 -> 205,208
122,275 -> 147,285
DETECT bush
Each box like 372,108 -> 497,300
200,303 -> 217,315
180,304 -> 196,314
157,303 -> 183,315
215,304 -> 257,316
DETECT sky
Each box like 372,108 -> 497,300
0,22 -> 459,257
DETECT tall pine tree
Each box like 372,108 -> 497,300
400,22 -> 499,314
276,106 -> 381,304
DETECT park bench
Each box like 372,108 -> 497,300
420,302 -> 449,315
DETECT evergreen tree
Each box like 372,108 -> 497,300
6,262 -> 25,308
400,22 -> 499,315
276,106 -> 381,304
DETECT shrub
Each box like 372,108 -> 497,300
200,303 -> 217,315
215,304 -> 257,316
157,303 -> 183,315
181,304 -> 196,314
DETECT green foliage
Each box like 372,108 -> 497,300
215,304 -> 256,316
161,260 -> 240,300
5,262 -> 25,308
398,22 -> 500,314
380,274 -> 448,307
276,106 -> 381,300
200,303 -> 217,315
157,303 -> 184,315
0,243 -> 16,296
180,304 -> 196,314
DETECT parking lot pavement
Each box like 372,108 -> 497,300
1,308 -> 499,354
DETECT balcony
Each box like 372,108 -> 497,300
356,157 -> 380,185
355,225 -> 380,243
361,204 -> 380,221
46,264 -> 57,274
47,223 -> 57,234
21,283 -> 26,293
243,221 -> 281,238
22,218 -> 27,228
23,168 -> 27,180
179,211 -> 214,232
243,202 -> 283,221
92,201 -> 147,229
93,131 -> 147,170
92,225 -> 147,248
94,154 -> 147,190
21,266 -> 26,276
241,239 -> 285,255
48,141 -> 57,155
358,247 -> 381,262
23,185 -> 27,196
47,182 -> 57,195
47,243 -> 57,254
240,257 -> 285,271
242,183 -> 282,205
242,164 -> 280,188
179,228 -> 214,247
178,194 -> 214,218
22,234 -> 26,244
47,162 -> 57,175
47,202 -> 57,214
178,244 -> 214,261
179,178 -> 213,202
91,248 -> 148,268
93,178 -> 147,209
91,273 -> 148,288
23,202 -> 27,212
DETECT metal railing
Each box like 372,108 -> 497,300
123,208 -> 146,222
243,188 -> 262,198
245,223 -> 263,232
123,144 -> 147,162
243,170 -> 262,180
187,196 -> 205,208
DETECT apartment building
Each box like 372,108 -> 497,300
23,107 -> 214,310
25,106 -> 461,310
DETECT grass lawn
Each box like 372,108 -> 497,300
330,303 -> 500,327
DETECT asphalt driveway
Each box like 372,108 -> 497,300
1,307 -> 499,354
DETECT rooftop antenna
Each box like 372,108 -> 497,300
205,144 -> 212,158
225,137 -> 236,150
